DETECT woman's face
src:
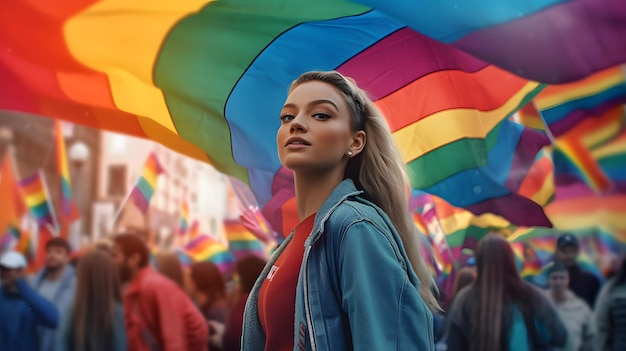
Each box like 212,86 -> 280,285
277,80 -> 362,174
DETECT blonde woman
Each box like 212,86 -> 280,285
242,71 -> 437,350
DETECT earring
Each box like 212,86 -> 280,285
346,151 -> 353,157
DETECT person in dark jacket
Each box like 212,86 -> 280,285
0,250 -> 59,351
446,234 -> 567,351
595,256 -> 626,351
554,233 -> 601,307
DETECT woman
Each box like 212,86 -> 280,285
595,256 -> 626,351
242,71 -> 437,350
446,234 -> 567,351
57,249 -> 126,351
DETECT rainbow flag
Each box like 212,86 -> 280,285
184,235 -> 235,274
0,154 -> 26,244
1,225 -> 20,251
130,152 -> 164,213
239,207 -> 275,243
19,172 -> 56,228
0,0 -> 623,239
178,198 -> 189,237
188,219 -> 200,240
54,120 -> 75,218
224,219 -> 266,260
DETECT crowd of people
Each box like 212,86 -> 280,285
2,70 -> 625,351
0,233 -> 267,351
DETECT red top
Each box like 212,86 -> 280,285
124,268 -> 209,351
258,213 -> 316,351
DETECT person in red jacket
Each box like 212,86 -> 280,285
111,233 -> 208,351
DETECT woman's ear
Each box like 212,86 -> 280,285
348,130 -> 366,157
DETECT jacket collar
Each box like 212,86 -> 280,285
308,179 -> 363,244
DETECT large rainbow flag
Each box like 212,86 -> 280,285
19,172 -> 57,229
0,0 -> 624,237
130,152 -> 164,213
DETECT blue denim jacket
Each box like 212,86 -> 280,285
242,179 -> 434,351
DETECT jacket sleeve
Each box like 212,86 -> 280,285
15,278 -> 59,328
337,220 -> 432,350
594,284 -> 612,351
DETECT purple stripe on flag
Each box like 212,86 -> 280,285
505,128 -> 551,192
466,193 -> 553,227
130,188 -> 149,213
452,0 -> 626,84
548,97 -> 626,137
337,27 -> 488,100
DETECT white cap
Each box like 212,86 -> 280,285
0,251 -> 27,269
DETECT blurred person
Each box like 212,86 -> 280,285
242,71 -> 436,351
57,249 -> 127,351
112,233 -> 208,351
544,262 -> 596,351
446,234 -> 567,351
32,237 -> 76,351
0,250 -> 59,351
554,233 -> 601,307
223,255 -> 267,351
436,266 -> 477,349
190,260 -> 230,351
595,255 -> 626,351
450,266 -> 476,307
155,251 -> 185,289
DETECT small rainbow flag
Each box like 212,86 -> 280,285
19,172 -> 56,228
1,225 -> 20,251
188,219 -> 200,240
54,121 -> 75,218
130,152 -> 164,213
184,235 -> 235,274
224,219 -> 266,260
178,198 -> 189,237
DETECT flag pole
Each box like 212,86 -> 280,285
38,170 -> 61,236
111,186 -> 133,228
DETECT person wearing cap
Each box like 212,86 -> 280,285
0,251 -> 59,351
554,233 -> 601,307
31,237 -> 76,351
544,261 -> 596,351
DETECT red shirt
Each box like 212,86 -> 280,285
124,268 -> 208,351
258,214 -> 316,351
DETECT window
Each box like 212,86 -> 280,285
107,165 -> 127,196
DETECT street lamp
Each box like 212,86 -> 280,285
69,141 -> 90,169
68,141 -> 90,245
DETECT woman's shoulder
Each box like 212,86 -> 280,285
326,196 -> 389,231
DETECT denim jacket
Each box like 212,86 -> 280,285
242,179 -> 434,351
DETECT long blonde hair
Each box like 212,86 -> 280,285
290,71 -> 438,309
71,249 -> 122,351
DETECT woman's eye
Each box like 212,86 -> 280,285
280,114 -> 294,122
312,112 -> 330,120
